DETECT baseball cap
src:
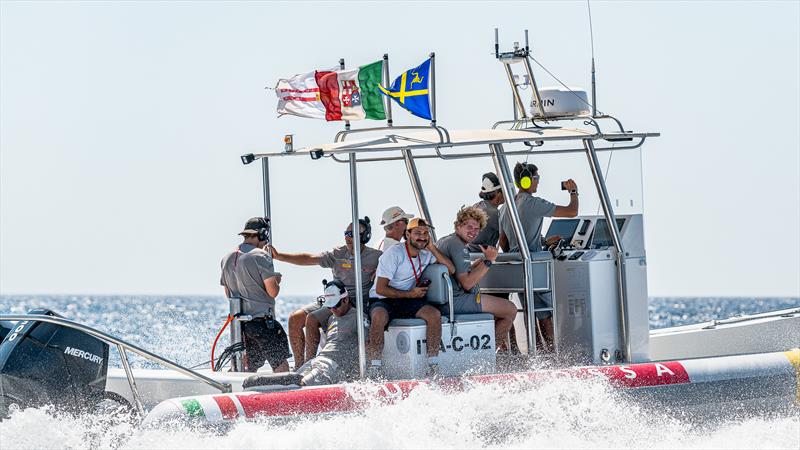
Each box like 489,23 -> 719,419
380,206 -> 414,226
321,280 -> 348,307
406,217 -> 434,231
480,172 -> 502,193
239,217 -> 269,236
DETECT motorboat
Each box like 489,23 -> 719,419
1,30 -> 798,426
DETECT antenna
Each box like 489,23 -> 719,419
587,0 -> 597,117
494,28 -> 546,120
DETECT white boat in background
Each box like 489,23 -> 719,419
1,29 -> 798,426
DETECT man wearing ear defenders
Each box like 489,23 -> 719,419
499,162 -> 579,351
220,217 -> 290,373
268,218 -> 381,369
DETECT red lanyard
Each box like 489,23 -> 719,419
404,243 -> 422,285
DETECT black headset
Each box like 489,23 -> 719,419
257,217 -> 271,242
516,163 -> 536,190
358,216 -> 372,245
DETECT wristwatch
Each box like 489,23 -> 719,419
483,259 -> 493,268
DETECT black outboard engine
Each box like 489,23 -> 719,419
0,309 -> 110,417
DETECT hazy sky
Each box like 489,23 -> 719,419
1,1 -> 798,298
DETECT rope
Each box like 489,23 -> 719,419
210,315 -> 233,372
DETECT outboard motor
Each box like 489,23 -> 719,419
0,309 -> 109,417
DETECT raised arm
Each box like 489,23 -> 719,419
267,244 -> 321,266
553,179 -> 579,218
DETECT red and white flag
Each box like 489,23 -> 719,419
275,70 -> 328,119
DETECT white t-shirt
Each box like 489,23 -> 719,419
378,236 -> 400,252
369,242 -> 435,298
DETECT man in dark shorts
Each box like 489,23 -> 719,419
437,206 -> 517,350
499,162 -> 579,350
220,217 -> 290,372
367,218 -> 455,375
268,217 -> 380,368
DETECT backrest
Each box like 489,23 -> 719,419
421,263 -> 450,305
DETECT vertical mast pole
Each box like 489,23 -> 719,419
340,58 -> 350,131
402,149 -> 436,242
583,138 -> 630,361
429,52 -> 436,127
348,152 -> 368,379
261,158 -> 271,224
383,54 -> 393,127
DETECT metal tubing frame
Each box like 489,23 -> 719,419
502,62 -> 528,120
488,143 -> 538,355
401,148 -> 437,241
582,138 -> 631,362
334,124 -> 451,145
340,58 -> 351,131
0,314 -> 233,394
262,158 -> 271,221
522,56 -> 547,119
228,297 -> 244,371
348,152 -> 368,379
117,344 -> 145,414
442,271 -> 456,336
383,54 -> 393,127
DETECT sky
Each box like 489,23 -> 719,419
1,1 -> 798,298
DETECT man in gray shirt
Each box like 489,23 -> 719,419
469,172 -> 508,253
437,206 -> 517,350
268,217 -> 380,368
220,217 -> 290,372
295,280 -> 366,386
499,162 -> 579,350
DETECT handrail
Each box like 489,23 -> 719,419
442,272 -> 456,336
702,307 -> 800,329
0,314 -> 233,413
334,124 -> 452,144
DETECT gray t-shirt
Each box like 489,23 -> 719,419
319,245 -> 382,300
220,243 -> 280,316
317,308 -> 365,377
499,192 -> 557,252
437,233 -> 474,296
468,200 -> 500,252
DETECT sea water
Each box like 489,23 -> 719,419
0,296 -> 798,449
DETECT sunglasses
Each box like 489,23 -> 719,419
328,299 -> 344,310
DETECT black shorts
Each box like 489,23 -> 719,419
368,298 -> 429,322
242,318 -> 291,372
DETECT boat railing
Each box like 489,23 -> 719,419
0,313 -> 233,414
334,124 -> 452,144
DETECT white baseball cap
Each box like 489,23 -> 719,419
480,173 -> 502,193
380,206 -> 414,226
321,280 -> 348,308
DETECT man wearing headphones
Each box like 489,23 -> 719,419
469,172 -> 508,253
498,162 -> 579,350
268,218 -> 381,368
294,279 -> 367,386
220,217 -> 290,373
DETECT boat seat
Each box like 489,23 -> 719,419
421,263 -> 449,306
471,251 -> 553,292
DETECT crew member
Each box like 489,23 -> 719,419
437,206 -> 517,349
499,162 -> 579,350
269,218 -> 380,368
378,206 -> 413,251
220,217 -> 290,373
296,280 -> 367,386
367,218 -> 455,376
469,172 -> 508,252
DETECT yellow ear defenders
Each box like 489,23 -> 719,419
517,164 -> 535,190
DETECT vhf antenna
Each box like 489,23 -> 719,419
494,28 -> 546,121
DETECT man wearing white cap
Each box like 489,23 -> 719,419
378,206 -> 414,251
469,172 -> 508,252
295,279 -> 366,386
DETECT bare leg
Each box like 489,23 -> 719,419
416,305 -> 442,357
288,309 -> 308,368
479,294 -> 517,350
305,314 -> 322,362
540,317 -> 554,352
367,307 -> 389,361
272,360 -> 289,373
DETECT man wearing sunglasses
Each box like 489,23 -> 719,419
295,280 -> 366,386
498,162 -> 579,351
268,218 -> 381,368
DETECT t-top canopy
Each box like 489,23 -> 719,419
242,126 -> 660,162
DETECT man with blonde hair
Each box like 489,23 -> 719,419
436,206 -> 518,349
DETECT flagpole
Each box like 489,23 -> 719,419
429,52 -> 436,127
382,54 -> 393,127
340,58 -> 350,131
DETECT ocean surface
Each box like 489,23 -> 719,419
0,295 -> 798,449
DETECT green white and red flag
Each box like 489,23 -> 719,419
277,61 -> 385,121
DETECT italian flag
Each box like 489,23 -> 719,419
315,61 -> 386,121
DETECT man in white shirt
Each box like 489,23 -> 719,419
377,206 -> 413,251
367,218 -> 455,375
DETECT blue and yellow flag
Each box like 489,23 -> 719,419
379,58 -> 431,120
